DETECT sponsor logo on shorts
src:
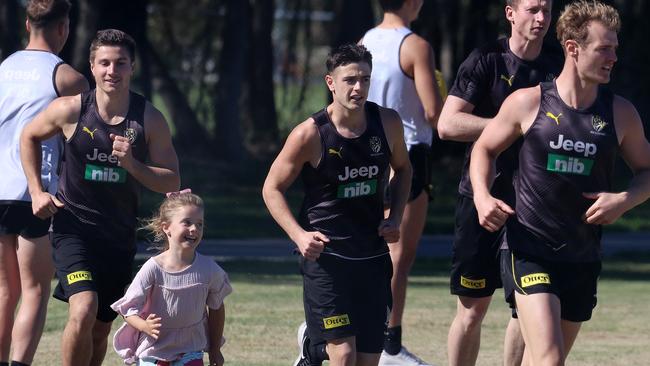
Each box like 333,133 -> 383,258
67,270 -> 92,284
520,272 -> 551,287
323,314 -> 350,329
84,164 -> 127,183
337,179 -> 377,198
460,276 -> 486,289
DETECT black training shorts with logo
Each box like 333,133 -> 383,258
0,204 -> 50,238
301,253 -> 392,353
501,249 -> 601,322
51,210 -> 135,322
450,195 -> 504,297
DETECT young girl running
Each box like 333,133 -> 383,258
111,190 -> 232,366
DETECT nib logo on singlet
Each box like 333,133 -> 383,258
337,165 -> 379,198
547,134 -> 596,175
84,148 -> 126,183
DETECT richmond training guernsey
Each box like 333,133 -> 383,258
507,81 -> 618,262
0,50 -> 64,202
54,90 -> 147,245
449,38 -> 562,203
299,102 -> 391,259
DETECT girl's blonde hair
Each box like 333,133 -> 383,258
140,192 -> 204,251
556,0 -> 620,48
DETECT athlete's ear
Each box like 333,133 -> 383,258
325,74 -> 335,92
565,40 -> 579,59
25,19 -> 31,33
505,4 -> 515,24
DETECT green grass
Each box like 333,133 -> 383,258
32,253 -> 650,365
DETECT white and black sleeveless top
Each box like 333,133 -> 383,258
54,89 -> 147,244
298,102 -> 391,259
507,81 -> 618,262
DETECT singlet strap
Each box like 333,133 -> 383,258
311,108 -> 330,127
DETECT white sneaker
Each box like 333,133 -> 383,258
378,346 -> 434,366
293,321 -> 319,366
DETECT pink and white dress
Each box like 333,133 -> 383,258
111,252 -> 232,364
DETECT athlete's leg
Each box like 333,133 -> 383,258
357,352 -> 381,366
515,292 -> 564,366
388,192 -> 428,329
62,291 -> 98,366
0,235 -> 20,362
447,295 -> 491,366
89,319 -> 112,366
326,337 -> 356,366
10,235 -> 53,364
503,317 -> 525,366
559,320 -> 581,361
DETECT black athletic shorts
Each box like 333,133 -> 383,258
51,211 -> 135,322
408,144 -> 434,201
0,203 -> 50,238
450,195 -> 504,297
300,253 -> 392,353
501,249 -> 601,322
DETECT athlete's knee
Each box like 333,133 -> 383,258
326,338 -> 356,364
68,292 -> 98,328
456,297 -> 491,329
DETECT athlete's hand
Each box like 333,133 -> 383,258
31,191 -> 64,219
378,217 -> 400,243
208,349 -> 224,366
110,133 -> 134,169
583,191 -> 629,225
295,231 -> 329,261
142,313 -> 162,339
474,195 -> 514,232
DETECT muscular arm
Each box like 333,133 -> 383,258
437,95 -> 490,141
469,87 -> 539,231
262,120 -> 329,259
55,63 -> 89,96
116,103 -> 180,193
379,108 -> 412,242
402,35 -> 443,128
584,96 -> 650,224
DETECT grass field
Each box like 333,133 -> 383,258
31,253 -> 650,365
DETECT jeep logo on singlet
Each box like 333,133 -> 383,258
547,134 -> 596,175
337,165 -> 379,181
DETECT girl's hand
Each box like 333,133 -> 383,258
143,313 -> 162,339
209,349 -> 224,366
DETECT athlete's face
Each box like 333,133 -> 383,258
162,205 -> 204,251
325,62 -> 371,111
573,21 -> 618,84
507,0 -> 552,42
90,45 -> 134,94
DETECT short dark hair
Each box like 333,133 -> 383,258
326,44 -> 372,73
89,29 -> 137,63
26,0 -> 71,29
380,0 -> 406,12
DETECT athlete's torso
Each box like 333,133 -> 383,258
363,27 -> 431,148
508,81 -> 618,262
299,102 -> 391,259
449,38 -> 563,202
0,50 -> 64,202
55,89 -> 148,243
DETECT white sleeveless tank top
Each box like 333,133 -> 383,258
0,50 -> 63,202
363,26 -> 432,148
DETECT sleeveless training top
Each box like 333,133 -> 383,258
507,81 -> 618,262
298,102 -> 391,259
363,27 -> 432,148
0,50 -> 64,202
54,89 -> 147,243
449,38 -> 563,203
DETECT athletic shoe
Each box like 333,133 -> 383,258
378,346 -> 434,366
292,321 -> 321,366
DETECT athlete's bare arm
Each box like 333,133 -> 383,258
20,95 -> 82,218
55,63 -> 89,96
583,96 -> 650,224
379,107 -> 412,242
401,34 -> 443,128
470,87 -> 540,231
262,119 -> 330,260
112,102 -> 180,193
437,96 -> 492,142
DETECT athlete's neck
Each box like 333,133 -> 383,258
327,103 -> 367,138
508,35 -> 544,61
25,38 -> 56,54
376,12 -> 410,29
95,89 -> 131,125
554,66 -> 600,110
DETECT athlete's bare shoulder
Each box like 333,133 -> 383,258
49,94 -> 83,122
612,94 -> 642,141
499,85 -> 542,132
55,63 -> 89,96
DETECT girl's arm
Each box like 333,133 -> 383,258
207,304 -> 226,366
124,313 -> 162,339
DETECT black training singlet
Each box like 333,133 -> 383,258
449,38 -> 563,203
507,81 -> 618,262
54,89 -> 147,245
298,102 -> 391,259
